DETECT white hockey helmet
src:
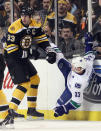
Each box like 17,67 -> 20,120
71,57 -> 86,70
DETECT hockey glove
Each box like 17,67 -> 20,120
46,46 -> 56,64
46,52 -> 56,64
54,105 -> 69,117
29,48 -> 40,60
84,32 -> 93,52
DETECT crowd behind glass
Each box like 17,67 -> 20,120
0,0 -> 101,59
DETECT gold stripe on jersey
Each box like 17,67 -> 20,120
34,34 -> 46,39
35,39 -> 49,44
6,44 -> 19,54
34,34 -> 49,44
7,48 -> 19,54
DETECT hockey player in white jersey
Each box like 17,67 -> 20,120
46,32 -> 95,117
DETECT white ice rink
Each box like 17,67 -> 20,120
1,120 -> 101,131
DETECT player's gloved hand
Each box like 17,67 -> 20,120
46,46 -> 56,64
54,105 -> 68,117
46,52 -> 56,64
84,32 -> 94,52
29,48 -> 40,60
84,32 -> 93,45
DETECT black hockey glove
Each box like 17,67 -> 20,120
46,51 -> 56,64
29,48 -> 40,60
46,46 -> 56,64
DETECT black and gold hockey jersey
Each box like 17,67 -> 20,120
4,18 -> 50,58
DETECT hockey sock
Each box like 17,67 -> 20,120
0,90 -> 9,118
27,74 -> 40,108
9,81 -> 30,110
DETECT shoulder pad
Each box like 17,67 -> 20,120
8,18 -> 22,34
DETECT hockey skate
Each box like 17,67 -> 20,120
27,108 -> 44,120
13,111 -> 25,122
13,111 -> 24,118
0,109 -> 14,129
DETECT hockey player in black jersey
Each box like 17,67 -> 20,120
0,36 -> 25,121
0,7 -> 56,128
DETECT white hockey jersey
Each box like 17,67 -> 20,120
57,52 -> 95,104
49,43 -> 95,105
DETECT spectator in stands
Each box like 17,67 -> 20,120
92,16 -> 101,59
92,0 -> 101,23
29,0 -> 41,13
4,0 -> 11,26
43,23 -> 55,43
64,0 -> 71,12
0,0 -> 11,27
14,11 -> 20,21
32,13 -> 42,24
58,25 -> 84,59
16,0 -> 28,14
38,0 -> 53,27
17,0 -> 25,9
47,0 -> 77,35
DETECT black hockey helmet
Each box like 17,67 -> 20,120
21,6 -> 33,17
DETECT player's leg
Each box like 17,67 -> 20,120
0,55 -> 9,119
27,74 -> 44,119
0,58 -> 31,128
0,90 -> 9,119
0,81 -> 30,128
26,60 -> 44,119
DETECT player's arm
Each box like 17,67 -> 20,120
5,32 -> 19,57
34,27 -> 50,50
46,43 -> 72,77
33,28 -> 56,63
84,32 -> 95,67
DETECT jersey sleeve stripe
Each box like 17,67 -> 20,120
5,44 -> 19,53
6,44 -> 18,48
34,34 -> 46,39
7,48 -> 19,53
35,39 -> 49,44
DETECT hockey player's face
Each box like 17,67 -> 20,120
21,15 -> 31,25
72,66 -> 84,74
